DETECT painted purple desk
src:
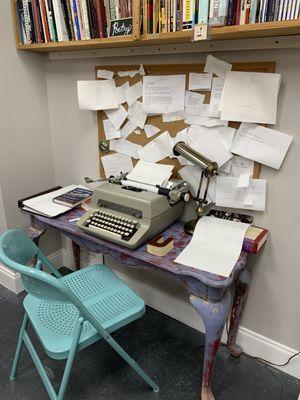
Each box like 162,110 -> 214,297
26,207 -> 251,400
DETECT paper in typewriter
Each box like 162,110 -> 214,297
126,161 -> 174,186
175,216 -> 250,277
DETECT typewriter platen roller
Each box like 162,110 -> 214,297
77,176 -> 191,249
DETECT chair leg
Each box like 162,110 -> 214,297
107,336 -> 159,393
10,313 -> 29,381
57,318 -> 83,400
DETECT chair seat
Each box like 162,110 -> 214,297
24,264 -> 145,360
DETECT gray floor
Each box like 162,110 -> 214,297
0,282 -> 299,400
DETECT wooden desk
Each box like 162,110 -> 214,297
25,207 -> 251,400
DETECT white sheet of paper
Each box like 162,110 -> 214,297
77,80 -> 118,111
103,119 -> 121,139
102,153 -> 133,177
230,123 -> 293,169
162,110 -> 185,122
110,139 -> 142,159
118,65 -> 145,78
23,185 -> 88,218
105,105 -> 128,129
144,124 -> 161,138
185,91 -> 205,117
212,126 -> 236,150
125,81 -> 143,107
229,155 -> 254,177
187,125 -> 233,167
237,174 -> 250,188
220,71 -> 281,124
138,131 -> 174,162
174,128 -> 187,144
116,82 -> 129,104
209,78 -> 224,117
121,120 -> 137,139
179,166 -> 216,200
142,75 -> 186,114
97,69 -> 114,79
175,216 -> 249,277
126,161 -> 174,186
216,176 -> 267,211
127,101 -> 147,129
204,55 -> 232,79
189,72 -> 213,91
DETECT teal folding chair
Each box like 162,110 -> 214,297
0,229 -> 159,400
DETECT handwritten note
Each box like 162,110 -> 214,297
127,101 -> 147,129
103,118 -> 121,139
105,105 -> 128,129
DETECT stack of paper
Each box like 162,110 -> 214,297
175,216 -> 249,277
126,161 -> 174,186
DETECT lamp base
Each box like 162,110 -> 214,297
184,219 -> 198,235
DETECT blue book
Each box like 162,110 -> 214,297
198,0 -> 209,23
72,0 -> 81,39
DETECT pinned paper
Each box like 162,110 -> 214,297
189,72 -> 213,91
121,120 -> 137,139
102,153 -> 133,177
103,119 -> 121,140
97,69 -> 114,80
230,156 -> 254,178
116,82 -> 129,104
127,101 -> 147,129
162,110 -> 185,122
204,55 -> 232,79
77,80 -> 118,111
144,124 -> 160,138
209,77 -> 224,118
110,139 -> 142,159
118,64 -> 145,78
143,75 -> 186,114
138,131 -> 174,163
127,161 -> 174,186
237,174 -> 250,188
105,105 -> 128,130
216,176 -> 266,211
125,81 -> 143,107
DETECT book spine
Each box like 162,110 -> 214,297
37,0 -> 46,40
281,0 -> 288,19
88,0 -> 99,37
115,0 -> 120,18
290,0 -> 297,18
244,0 -> 251,21
71,0 -> 82,38
28,1 -> 37,42
39,0 -> 51,41
77,0 -> 86,39
143,0 -> 148,33
31,0 -> 42,42
266,0 -> 275,19
60,0 -> 72,39
66,0 -> 76,38
239,0 -> 246,22
209,0 -> 228,26
52,0 -> 69,40
198,0 -> 209,22
233,0 -> 241,23
109,0 -> 116,20
147,0 -> 154,32
262,0 -> 269,20
183,0 -> 193,29
102,0 -> 110,37
80,0 -> 91,38
95,0 -> 105,37
295,0 -> 300,18
22,0 -> 32,43
249,0 -> 257,21
16,0 -> 27,44
226,0 -> 235,24
286,0 -> 293,18
47,0 -> 59,40
85,0 -> 94,36
153,0 -> 159,32
100,0 -> 108,37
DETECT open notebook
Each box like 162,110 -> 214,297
21,185 -> 91,218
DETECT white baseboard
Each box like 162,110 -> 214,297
116,270 -> 300,380
1,246 -> 299,381
0,248 -> 65,294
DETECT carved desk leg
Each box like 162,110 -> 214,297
190,291 -> 232,400
227,267 -> 251,357
72,241 -> 81,270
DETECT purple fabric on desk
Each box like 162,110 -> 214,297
28,207 -> 247,290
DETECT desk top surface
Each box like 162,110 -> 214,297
28,207 -> 247,289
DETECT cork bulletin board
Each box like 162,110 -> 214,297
96,61 -> 276,179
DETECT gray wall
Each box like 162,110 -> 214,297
46,50 -> 300,351
0,0 -> 61,254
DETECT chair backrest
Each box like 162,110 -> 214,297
0,230 -> 71,303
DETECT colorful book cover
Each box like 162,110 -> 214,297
39,0 -> 51,41
198,0 -> 209,23
183,0 -> 194,29
71,0 -> 82,38
209,0 -> 228,26
245,0 -> 251,22
16,0 -> 26,44
47,0 -> 59,41
87,0 -> 100,37
249,0 -> 258,22
147,0 -> 154,32
226,0 -> 235,24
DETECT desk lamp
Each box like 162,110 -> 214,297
173,142 -> 219,235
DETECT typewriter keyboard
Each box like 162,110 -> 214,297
84,209 -> 139,241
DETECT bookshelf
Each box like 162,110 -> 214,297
12,0 -> 300,53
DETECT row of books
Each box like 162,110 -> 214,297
143,0 -> 300,34
15,0 -> 132,44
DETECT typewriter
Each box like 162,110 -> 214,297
77,174 -> 191,249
